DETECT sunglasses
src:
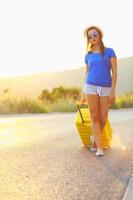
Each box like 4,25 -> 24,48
87,31 -> 99,40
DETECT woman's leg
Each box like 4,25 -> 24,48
85,94 -> 102,149
99,96 -> 110,130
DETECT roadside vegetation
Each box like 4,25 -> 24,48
0,87 -> 132,114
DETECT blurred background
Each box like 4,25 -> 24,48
0,0 -> 133,114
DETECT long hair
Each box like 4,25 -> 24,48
84,25 -> 105,57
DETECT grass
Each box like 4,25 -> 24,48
111,92 -> 133,109
48,98 -> 77,112
0,97 -> 50,114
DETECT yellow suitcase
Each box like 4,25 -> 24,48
75,102 -> 112,148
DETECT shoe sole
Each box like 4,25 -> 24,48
95,153 -> 104,157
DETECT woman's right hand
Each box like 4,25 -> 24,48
80,93 -> 87,104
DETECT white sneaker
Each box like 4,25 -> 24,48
95,148 -> 104,156
89,147 -> 97,152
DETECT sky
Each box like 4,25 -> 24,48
0,0 -> 133,77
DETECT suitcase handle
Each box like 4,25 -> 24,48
76,102 -> 88,124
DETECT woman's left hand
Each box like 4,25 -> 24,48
109,90 -> 115,104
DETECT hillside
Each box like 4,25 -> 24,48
0,56 -> 133,98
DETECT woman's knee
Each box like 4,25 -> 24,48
90,112 -> 100,123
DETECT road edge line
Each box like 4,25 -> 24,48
122,173 -> 133,200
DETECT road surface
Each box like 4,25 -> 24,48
0,109 -> 133,200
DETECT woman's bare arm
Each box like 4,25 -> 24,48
84,64 -> 89,83
80,64 -> 89,103
109,57 -> 117,103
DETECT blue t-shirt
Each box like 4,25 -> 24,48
84,47 -> 116,87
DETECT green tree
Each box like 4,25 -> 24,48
38,89 -> 54,103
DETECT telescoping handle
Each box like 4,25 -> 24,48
76,102 -> 88,124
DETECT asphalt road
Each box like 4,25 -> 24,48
0,109 -> 133,200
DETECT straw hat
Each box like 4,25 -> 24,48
84,25 -> 104,38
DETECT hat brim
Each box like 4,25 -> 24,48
84,25 -> 103,38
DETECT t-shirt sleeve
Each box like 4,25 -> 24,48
84,54 -> 88,64
108,48 -> 116,58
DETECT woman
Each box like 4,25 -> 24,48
80,25 -> 117,156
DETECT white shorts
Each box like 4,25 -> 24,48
83,83 -> 111,97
